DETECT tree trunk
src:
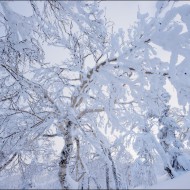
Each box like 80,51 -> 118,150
59,121 -> 73,189
100,144 -> 120,190
165,167 -> 174,179
105,163 -> 110,189
0,153 -> 17,172
107,150 -> 120,190
152,132 -> 176,179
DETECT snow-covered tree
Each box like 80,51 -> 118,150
0,1 -> 127,189
1,1 -> 190,189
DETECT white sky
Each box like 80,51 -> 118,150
100,1 -> 156,32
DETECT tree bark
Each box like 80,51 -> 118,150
165,167 -> 174,179
58,121 -> 73,189
0,153 -> 17,172
107,150 -> 119,190
105,163 -> 110,190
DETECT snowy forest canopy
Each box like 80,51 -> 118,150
0,1 -> 190,189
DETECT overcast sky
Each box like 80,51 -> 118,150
101,1 -> 156,31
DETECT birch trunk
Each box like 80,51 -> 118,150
58,121 -> 73,189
